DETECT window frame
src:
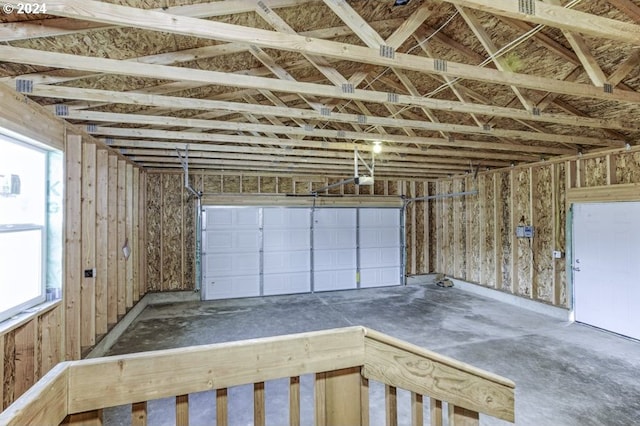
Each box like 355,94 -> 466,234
0,134 -> 50,323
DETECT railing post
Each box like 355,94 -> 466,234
316,367 -> 362,426
64,410 -> 103,425
131,401 -> 147,426
430,398 -> 442,426
448,405 -> 479,426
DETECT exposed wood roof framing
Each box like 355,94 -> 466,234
0,0 -> 638,179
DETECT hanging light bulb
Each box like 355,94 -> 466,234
373,141 -> 382,154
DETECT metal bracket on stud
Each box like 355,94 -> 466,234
304,124 -> 314,132
257,0 -> 271,14
387,93 -> 399,103
337,130 -> 346,138
55,105 -> 69,116
379,45 -> 395,59
518,0 -> 535,15
15,79 -> 33,93
357,114 -> 367,124
320,107 -> 331,116
482,124 -> 492,131
86,124 -> 97,132
434,59 -> 447,72
532,107 -> 541,116
341,83 -> 355,94
604,83 -> 613,94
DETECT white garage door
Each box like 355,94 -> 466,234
202,206 -> 402,300
359,208 -> 401,288
203,207 -> 261,300
313,208 -> 357,292
263,208 -> 311,295
573,202 -> 640,340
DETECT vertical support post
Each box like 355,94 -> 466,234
116,160 -> 126,317
216,388 -> 228,426
411,393 -> 423,426
254,382 -> 266,426
132,401 -> 147,426
81,142 -> 97,351
360,373 -> 370,426
493,174 -> 502,290
290,377 -> 300,426
65,134 -> 82,361
324,368 -> 362,426
95,150 -> 109,338
176,394 -> 188,426
106,155 -> 118,327
448,405 -> 479,426
385,385 -> 398,426
430,399 -> 442,426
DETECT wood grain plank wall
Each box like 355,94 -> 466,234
145,172 -> 433,291
431,147 -> 640,308
66,137 -> 147,359
0,85 -> 146,411
1,305 -> 63,411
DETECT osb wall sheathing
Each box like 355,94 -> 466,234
499,171 -> 511,292
466,175 -> 481,284
533,165 -> 554,304
146,172 -> 432,291
513,169 -> 532,297
431,147 -> 640,309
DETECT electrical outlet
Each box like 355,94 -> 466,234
553,250 -> 563,259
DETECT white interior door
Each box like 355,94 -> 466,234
573,202 -> 640,340
203,207 -> 261,300
313,208 -> 357,291
359,208 -> 401,288
263,208 -> 311,295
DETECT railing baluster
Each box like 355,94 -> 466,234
430,398 -> 443,426
360,374 -> 370,426
216,388 -> 228,426
132,401 -> 147,426
290,376 -> 300,426
314,372 -> 327,426
448,405 -> 479,426
385,385 -> 397,426
254,382 -> 265,426
176,394 -> 188,426
411,393 -> 423,426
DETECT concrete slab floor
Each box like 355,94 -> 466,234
103,276 -> 640,425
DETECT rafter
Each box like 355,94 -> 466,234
67,109 -> 576,153
28,84 -> 633,138
13,0 -> 640,104
436,0 -> 640,44
90,126 -> 538,162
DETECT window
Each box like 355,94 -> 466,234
0,133 -> 61,323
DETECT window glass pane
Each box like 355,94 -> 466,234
0,228 -> 42,314
0,138 -> 46,226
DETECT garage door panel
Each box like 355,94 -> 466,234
206,230 -> 260,253
360,208 -> 399,227
206,208 -> 260,228
264,208 -> 309,227
360,247 -> 400,268
205,253 -> 260,277
313,208 -> 356,228
360,228 -> 399,248
314,229 -> 356,249
314,270 -> 356,292
360,267 -> 401,288
204,275 -> 260,300
264,251 -> 310,274
314,249 -> 356,271
263,273 -> 310,295
263,229 -> 310,251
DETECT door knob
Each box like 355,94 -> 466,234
572,266 -> 581,272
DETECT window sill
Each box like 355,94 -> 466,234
0,299 -> 62,336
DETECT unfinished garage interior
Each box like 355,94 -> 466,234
1,0 -> 640,424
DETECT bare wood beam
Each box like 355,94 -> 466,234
456,6 -> 534,110
543,0 -> 607,87
30,84 -> 635,135
608,50 -> 640,86
104,138 -> 512,168
20,0 -> 640,104
0,0 -> 318,42
64,107 -> 600,148
436,0 -> 640,44
90,127 -> 538,162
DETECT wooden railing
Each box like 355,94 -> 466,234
0,326 -> 515,425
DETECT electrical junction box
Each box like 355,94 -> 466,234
516,225 -> 534,238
